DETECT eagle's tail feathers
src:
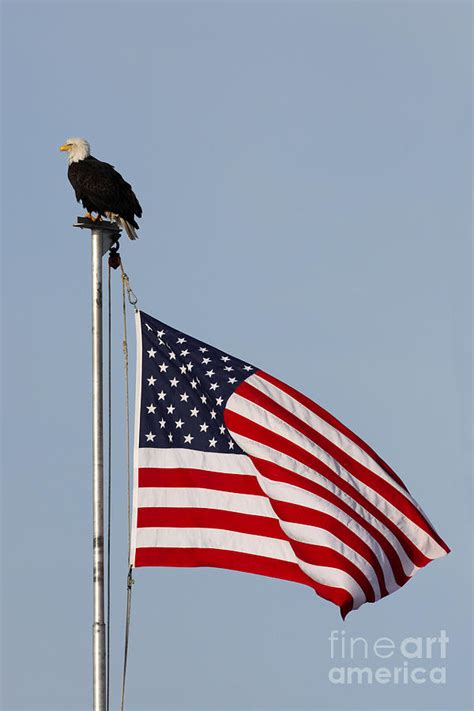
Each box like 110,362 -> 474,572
121,218 -> 139,241
106,213 -> 139,240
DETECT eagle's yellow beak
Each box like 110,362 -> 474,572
59,144 -> 71,151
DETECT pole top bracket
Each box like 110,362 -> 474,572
73,216 -> 122,234
74,217 -> 121,256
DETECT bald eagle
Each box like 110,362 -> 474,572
60,137 -> 142,240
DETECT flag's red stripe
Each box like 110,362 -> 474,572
288,542 -> 375,603
137,504 -> 383,599
137,507 -> 285,539
225,409 -> 432,567
139,467 -> 265,496
269,500 -> 389,598
235,380 -> 443,548
134,546 -> 354,618
256,370 -> 409,492
252,455 -> 410,586
139,463 -> 410,591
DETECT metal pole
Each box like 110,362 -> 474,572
91,227 -> 106,711
75,217 -> 120,711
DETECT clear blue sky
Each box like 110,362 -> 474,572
1,2 -> 471,710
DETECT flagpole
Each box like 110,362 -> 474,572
75,217 -> 120,711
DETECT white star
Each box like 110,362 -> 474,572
199,347 -> 208,353
219,425 -> 226,434
147,348 -> 156,358
228,377 -> 237,384
159,363 -> 169,373
184,433 -> 194,444
169,351 -> 176,360
200,422 -> 209,432
209,438 -> 217,448
200,394 -> 207,404
221,356 -> 230,362
159,418 -> 166,428
145,431 -> 156,442
190,407 -> 199,417
177,337 -> 186,344
157,329 -> 165,338
166,404 -> 175,414
169,377 -> 179,387
190,380 -> 198,389
147,376 -> 156,386
145,323 -> 152,331
228,440 -> 234,450
224,366 -> 233,372
205,369 -> 215,378
147,404 -> 157,414
175,419 -> 184,429
202,357 -> 211,365
210,409 -> 217,419
168,432 -> 173,442
180,349 -> 190,357
243,365 -> 253,371
186,362 -> 193,371
179,365 -> 187,375
209,382 -> 219,391
158,339 -> 165,346
215,397 -> 223,406
157,390 -> 166,401
180,392 -> 190,402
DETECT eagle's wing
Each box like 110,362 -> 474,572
70,157 -> 142,223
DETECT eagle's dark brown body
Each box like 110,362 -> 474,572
68,155 -> 142,233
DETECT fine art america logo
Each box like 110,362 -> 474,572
328,630 -> 448,685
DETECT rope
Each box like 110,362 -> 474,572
120,567 -> 134,711
106,263 -> 112,711
102,249 -> 138,711
119,259 -> 137,711
121,268 -> 132,552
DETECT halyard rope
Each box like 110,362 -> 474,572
120,568 -> 134,711
120,263 -> 135,552
119,260 -> 137,711
102,253 -> 137,711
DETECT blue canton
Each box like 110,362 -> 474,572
139,311 -> 255,454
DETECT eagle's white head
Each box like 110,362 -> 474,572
59,137 -> 90,164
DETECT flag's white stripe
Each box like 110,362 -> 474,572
227,392 -> 445,559
137,487 -> 382,599
137,487 -> 277,518
248,373 -> 419,507
227,430 -> 421,577
137,447 -> 255,475
135,527 -> 368,606
258,473 -> 401,593
137,482 -> 398,595
278,521 -> 381,600
135,526 -> 297,562
298,560 -> 367,611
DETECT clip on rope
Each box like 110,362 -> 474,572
120,264 -> 138,309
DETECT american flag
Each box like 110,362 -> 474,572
131,310 -> 449,617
